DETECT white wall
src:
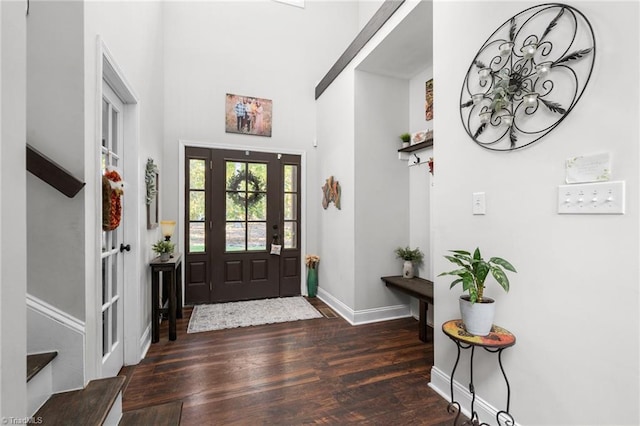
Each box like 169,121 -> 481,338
432,2 -> 639,424
0,0 -> 28,417
409,65 -> 433,280
316,71 -> 357,310
354,70 -> 410,312
316,0 -> 425,319
27,0 -> 86,320
27,300 -> 84,392
409,66 -> 433,324
162,0 -> 361,293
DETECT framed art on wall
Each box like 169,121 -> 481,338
145,158 -> 159,229
225,93 -> 273,137
425,79 -> 433,121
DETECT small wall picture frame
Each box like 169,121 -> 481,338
425,79 -> 433,121
145,158 -> 159,230
411,130 -> 427,145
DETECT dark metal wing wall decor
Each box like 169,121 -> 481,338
460,3 -> 595,151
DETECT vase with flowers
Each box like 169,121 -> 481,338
305,254 -> 320,297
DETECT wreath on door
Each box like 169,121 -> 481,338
102,167 -> 125,231
227,169 -> 264,206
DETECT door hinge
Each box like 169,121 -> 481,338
209,281 -> 212,291
210,160 -> 213,170
209,221 -> 212,230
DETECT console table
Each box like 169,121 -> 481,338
150,253 -> 183,342
442,319 -> 516,426
381,276 -> 433,342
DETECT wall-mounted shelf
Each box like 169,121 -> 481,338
398,139 -> 433,164
398,139 -> 433,153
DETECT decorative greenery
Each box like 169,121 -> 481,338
395,246 -> 424,263
439,247 -> 517,304
145,158 -> 158,205
152,239 -> 175,255
400,133 -> 411,143
227,169 -> 265,206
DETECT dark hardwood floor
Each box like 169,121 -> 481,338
121,298 -> 456,425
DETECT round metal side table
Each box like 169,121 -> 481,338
442,319 -> 516,426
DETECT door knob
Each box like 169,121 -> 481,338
119,243 -> 131,253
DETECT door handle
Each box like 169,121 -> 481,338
119,243 -> 131,253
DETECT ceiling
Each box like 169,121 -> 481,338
356,1 -> 433,80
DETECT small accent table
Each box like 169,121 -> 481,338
150,253 -> 183,342
442,319 -> 516,426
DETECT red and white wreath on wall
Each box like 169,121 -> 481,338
102,167 -> 126,231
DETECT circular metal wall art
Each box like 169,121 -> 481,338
460,3 -> 595,151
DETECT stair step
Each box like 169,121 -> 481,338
27,351 -> 58,382
119,401 -> 183,426
35,376 -> 125,425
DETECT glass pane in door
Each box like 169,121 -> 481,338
190,159 -> 205,189
226,222 -> 246,251
190,192 -> 205,220
284,222 -> 297,249
283,164 -> 298,249
225,161 -> 268,252
247,223 -> 266,251
188,159 -> 207,254
189,223 -> 205,253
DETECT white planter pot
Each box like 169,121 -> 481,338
402,261 -> 414,278
402,141 -> 410,148
459,295 -> 495,336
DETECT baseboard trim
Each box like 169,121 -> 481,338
429,366 -> 520,426
139,324 -> 151,360
316,288 -> 411,326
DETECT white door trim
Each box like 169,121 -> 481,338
90,36 -> 141,379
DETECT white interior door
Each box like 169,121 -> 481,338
101,81 -> 125,377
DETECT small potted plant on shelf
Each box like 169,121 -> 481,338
439,247 -> 516,336
395,246 -> 424,279
152,240 -> 175,262
399,133 -> 411,148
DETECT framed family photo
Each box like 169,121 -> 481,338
225,93 -> 273,137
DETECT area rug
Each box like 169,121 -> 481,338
187,296 -> 323,333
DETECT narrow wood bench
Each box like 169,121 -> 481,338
381,275 -> 434,342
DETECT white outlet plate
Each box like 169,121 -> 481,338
558,181 -> 625,214
473,192 -> 486,215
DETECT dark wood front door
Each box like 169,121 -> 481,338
184,147 -> 302,304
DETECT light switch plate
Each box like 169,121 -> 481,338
558,181 -> 625,214
473,192 -> 486,215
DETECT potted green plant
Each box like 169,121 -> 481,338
395,246 -> 424,279
399,133 -> 411,148
439,247 -> 516,336
152,240 -> 175,262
